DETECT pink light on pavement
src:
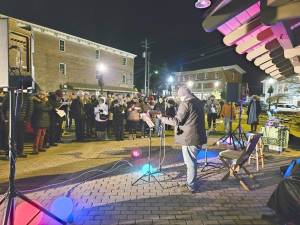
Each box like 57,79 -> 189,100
131,149 -> 142,159
14,201 -> 43,225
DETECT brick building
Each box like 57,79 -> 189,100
0,14 -> 137,94
172,65 -> 245,99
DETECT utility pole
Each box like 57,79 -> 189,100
141,38 -> 154,97
141,38 -> 149,96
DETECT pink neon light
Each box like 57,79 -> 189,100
217,2 -> 260,35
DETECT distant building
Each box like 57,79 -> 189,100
0,14 -> 137,95
261,77 -> 300,107
172,65 -> 245,100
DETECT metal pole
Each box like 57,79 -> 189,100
147,53 -> 151,97
144,38 -> 148,96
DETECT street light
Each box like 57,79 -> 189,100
214,81 -> 220,88
96,63 -> 107,94
187,80 -> 194,88
167,76 -> 174,83
154,70 -> 159,74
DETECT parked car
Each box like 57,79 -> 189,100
272,103 -> 300,113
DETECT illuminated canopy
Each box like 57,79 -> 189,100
202,0 -> 300,80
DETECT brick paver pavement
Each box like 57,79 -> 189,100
0,135 -> 299,225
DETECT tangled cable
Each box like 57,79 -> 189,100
19,160 -> 134,194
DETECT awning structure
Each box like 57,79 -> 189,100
202,0 -> 300,80
66,82 -> 137,94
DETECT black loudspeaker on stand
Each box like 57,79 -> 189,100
0,89 -> 66,225
217,83 -> 247,150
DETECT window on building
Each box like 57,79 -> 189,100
215,72 -> 219,79
197,73 -> 203,80
59,40 -> 65,52
59,63 -> 66,76
96,50 -> 100,59
122,57 -> 127,66
204,73 -> 208,80
122,74 -> 127,84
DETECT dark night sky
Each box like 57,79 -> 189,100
0,0 -> 266,94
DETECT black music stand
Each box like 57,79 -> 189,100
131,115 -> 172,189
0,89 -> 66,225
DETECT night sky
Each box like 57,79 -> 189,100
0,0 -> 266,94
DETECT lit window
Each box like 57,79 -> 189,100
96,50 -> 100,59
204,73 -> 207,79
122,75 -> 127,84
59,63 -> 66,76
122,57 -> 127,66
59,40 -> 65,52
215,72 -> 219,79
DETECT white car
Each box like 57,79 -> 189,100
272,103 -> 300,113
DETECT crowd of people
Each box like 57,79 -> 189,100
0,87 -> 262,158
0,88 -> 178,158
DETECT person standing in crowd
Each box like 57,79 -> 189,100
111,99 -> 126,141
141,97 -> 151,138
127,98 -> 141,140
247,95 -> 262,132
70,91 -> 86,142
205,95 -> 219,132
48,90 -> 64,146
83,92 -> 94,138
165,98 -> 177,130
31,91 -> 52,154
220,101 -> 236,134
0,89 -> 7,153
154,97 -> 166,136
2,90 -> 33,158
94,97 -> 109,140
158,86 -> 207,193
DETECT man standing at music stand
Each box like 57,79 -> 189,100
157,86 -> 207,193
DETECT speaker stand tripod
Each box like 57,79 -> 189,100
217,102 -> 242,150
0,89 -> 66,225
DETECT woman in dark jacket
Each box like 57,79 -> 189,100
247,95 -> 262,132
111,99 -> 126,141
31,91 -> 52,154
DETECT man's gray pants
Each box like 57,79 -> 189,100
182,146 -> 200,189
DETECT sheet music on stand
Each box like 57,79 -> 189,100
140,113 -> 155,128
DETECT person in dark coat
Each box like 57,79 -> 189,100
154,97 -> 166,136
31,91 -> 52,154
158,86 -> 207,193
47,90 -> 64,146
0,90 -> 7,153
247,95 -> 262,132
2,91 -> 33,157
111,99 -> 126,141
70,91 -> 86,141
83,93 -> 94,138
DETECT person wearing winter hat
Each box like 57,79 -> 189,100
157,86 -> 207,193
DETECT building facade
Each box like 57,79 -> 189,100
261,77 -> 300,106
172,65 -> 245,99
1,15 -> 136,94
